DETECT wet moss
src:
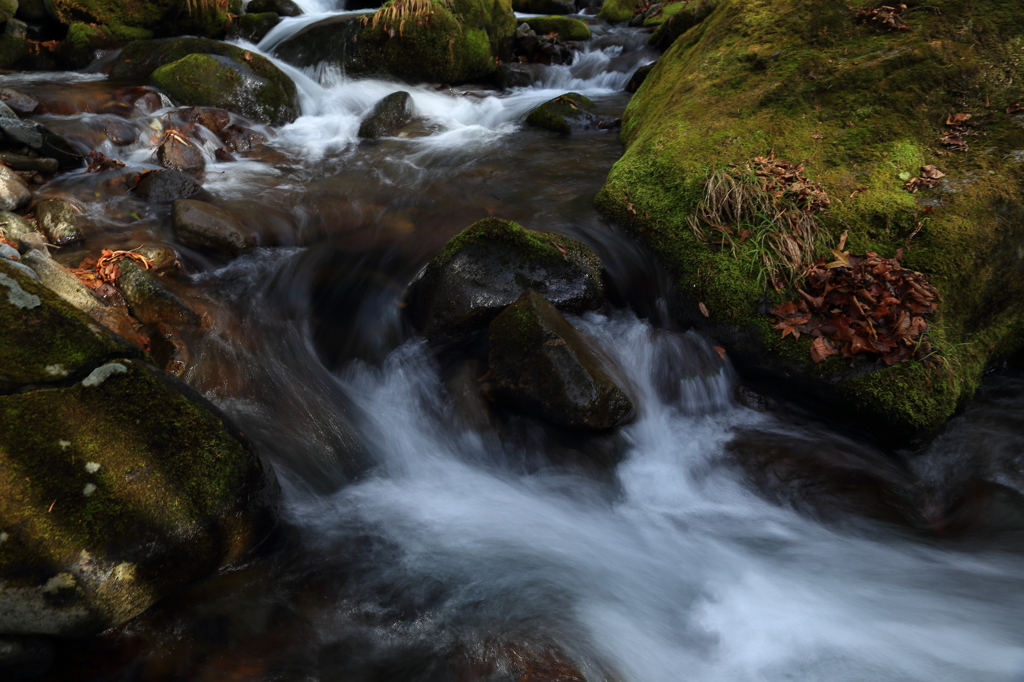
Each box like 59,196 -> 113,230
0,34 -> 32,69
596,0 -> 1024,437
597,0 -> 638,23
524,16 -> 592,41
526,92 -> 597,134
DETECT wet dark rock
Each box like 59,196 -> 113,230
219,124 -> 268,153
148,321 -> 190,376
526,93 -> 604,134
0,152 -> 58,173
272,14 -> 361,68
0,88 -> 38,116
625,62 -> 654,92
488,290 -> 634,430
0,99 -> 16,119
180,106 -> 232,134
512,23 -> 577,66
405,217 -> 605,342
248,0 -> 303,16
116,260 -> 200,328
133,169 -> 203,203
136,245 -> 180,271
0,166 -> 31,211
215,147 -> 237,162
0,262 -> 276,639
358,91 -> 414,140
157,132 -> 206,175
0,636 -> 54,679
492,62 -> 536,89
512,0 -> 575,14
34,199 -> 84,246
0,117 -> 86,169
15,0 -> 50,22
172,199 -> 252,256
103,118 -> 139,146
234,11 -> 280,43
15,232 -> 47,255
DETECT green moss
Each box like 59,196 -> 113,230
148,48 -> 298,125
0,34 -> 32,69
526,92 -> 597,134
648,0 -> 719,49
0,261 -> 143,393
643,0 -> 686,28
524,16 -> 592,41
438,217 -> 597,271
597,0 -> 639,23
51,0 -> 228,38
357,0 -> 513,84
596,0 -> 1024,437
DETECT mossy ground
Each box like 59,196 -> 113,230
51,0 -> 229,38
524,16 -> 592,41
596,0 -> 1024,437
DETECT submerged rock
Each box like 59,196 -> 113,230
488,290 -> 634,430
405,217 -> 605,342
133,169 -> 203,203
116,260 -> 200,328
526,93 -> 602,134
0,262 -> 276,637
357,91 -> 414,140
34,199 -> 84,246
172,199 -> 252,256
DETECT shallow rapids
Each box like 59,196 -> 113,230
12,11 -> 1024,682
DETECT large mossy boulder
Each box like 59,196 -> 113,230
0,260 -> 277,637
273,0 -> 516,85
489,290 -> 634,430
112,38 -> 299,126
406,217 -> 605,342
596,0 -> 638,23
595,0 -> 1024,442
50,0 -> 229,39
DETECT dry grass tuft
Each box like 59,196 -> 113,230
370,0 -> 448,32
182,0 -> 221,15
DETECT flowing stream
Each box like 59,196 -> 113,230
12,10 -> 1024,682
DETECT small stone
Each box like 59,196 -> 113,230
0,165 -> 31,212
0,88 -> 38,116
180,106 -> 231,133
34,200 -> 84,246
132,169 -> 203,203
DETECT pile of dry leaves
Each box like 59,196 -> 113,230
771,246 -> 940,366
904,164 -> 945,193
939,112 -> 973,152
744,155 -> 831,214
70,249 -> 153,290
854,4 -> 910,31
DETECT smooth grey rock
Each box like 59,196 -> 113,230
172,199 -> 250,256
0,243 -> 20,260
0,210 -> 34,241
22,249 -> 101,313
357,91 -> 413,140
488,290 -> 634,430
34,200 -> 83,246
0,100 -> 17,119
0,166 -> 31,212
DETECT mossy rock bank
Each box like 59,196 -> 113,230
596,0 -> 1024,442
0,260 -> 277,637
50,0 -> 229,39
523,16 -> 591,41
273,0 -> 516,85
112,38 -> 299,125
405,217 -> 605,343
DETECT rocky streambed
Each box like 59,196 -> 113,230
2,0 -> 1024,680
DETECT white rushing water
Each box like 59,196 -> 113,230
267,306 -> 1024,682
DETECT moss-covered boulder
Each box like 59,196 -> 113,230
489,290 -> 634,430
0,260 -> 277,637
523,16 -> 591,40
247,0 -> 302,16
273,0 -> 516,85
526,92 -> 599,134
112,37 -> 298,125
50,0 -> 229,39
405,217 -> 605,342
357,91 -> 414,139
597,0 -> 638,23
0,0 -> 17,23
234,11 -> 280,43
596,0 -> 1024,441
647,0 -> 717,49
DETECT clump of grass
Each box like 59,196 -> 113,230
687,154 -> 829,289
370,0 -> 450,33
182,0 -> 220,15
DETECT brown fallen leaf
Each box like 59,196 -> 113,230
810,336 -> 838,364
713,345 -> 727,359
698,302 -> 710,318
946,113 -> 972,126
549,238 -> 568,260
